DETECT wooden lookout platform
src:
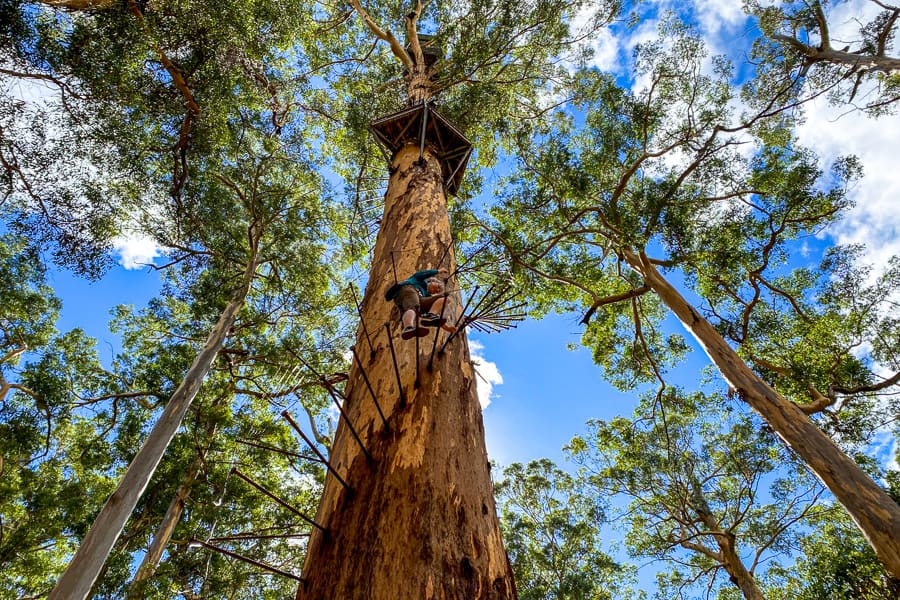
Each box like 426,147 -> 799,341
369,102 -> 472,196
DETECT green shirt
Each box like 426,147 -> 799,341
385,269 -> 438,300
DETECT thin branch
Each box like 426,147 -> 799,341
347,0 -> 413,70
581,285 -> 650,325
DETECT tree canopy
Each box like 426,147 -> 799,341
1,0 -> 899,597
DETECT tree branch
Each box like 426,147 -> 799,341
580,285 -> 650,325
405,0 -> 425,68
832,369 -> 900,395
0,344 -> 27,365
347,0 -> 413,71
127,1 -> 200,116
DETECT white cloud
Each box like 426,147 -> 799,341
824,0 -> 881,45
571,6 -> 621,72
469,339 -> 503,409
112,233 -> 163,269
693,0 -> 748,38
870,428 -> 899,475
794,96 -> 900,272
587,26 -> 621,72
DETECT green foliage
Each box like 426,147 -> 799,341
495,458 -> 637,600
762,507 -> 900,600
475,11 -> 898,455
0,233 -> 60,354
307,0 -> 620,183
568,390 -> 824,599
0,234 -> 119,598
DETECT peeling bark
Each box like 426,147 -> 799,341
297,145 -> 515,599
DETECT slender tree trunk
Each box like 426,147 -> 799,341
718,537 -> 765,600
50,246 -> 261,600
127,418 -> 218,598
624,249 -> 900,579
688,476 -> 766,600
126,462 -> 200,598
297,144 -> 516,598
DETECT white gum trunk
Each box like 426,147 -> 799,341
50,252 -> 260,600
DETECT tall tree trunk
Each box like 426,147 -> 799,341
297,144 -> 516,598
50,245 -> 261,600
127,417 -> 219,598
624,248 -> 900,579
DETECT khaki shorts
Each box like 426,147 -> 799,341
394,285 -> 421,312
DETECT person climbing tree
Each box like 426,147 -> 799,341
385,267 -> 455,339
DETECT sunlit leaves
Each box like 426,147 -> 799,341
568,390 -> 824,599
495,458 -> 635,600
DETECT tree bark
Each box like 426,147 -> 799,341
772,34 -> 900,74
718,537 -> 766,600
49,247 -> 261,600
688,476 -> 766,600
296,144 -> 516,598
623,248 -> 900,580
127,417 -> 218,598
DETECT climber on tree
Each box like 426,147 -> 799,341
385,268 -> 457,340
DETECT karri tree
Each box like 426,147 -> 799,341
294,1 -> 615,597
49,115 -> 338,597
569,390 -> 825,600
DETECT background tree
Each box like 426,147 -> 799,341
494,459 -> 635,600
568,390 -> 824,600
762,502 -> 900,600
477,15 -> 900,575
747,0 -> 900,115
0,232 -> 120,598
0,1 -> 355,596
51,99 -> 342,596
